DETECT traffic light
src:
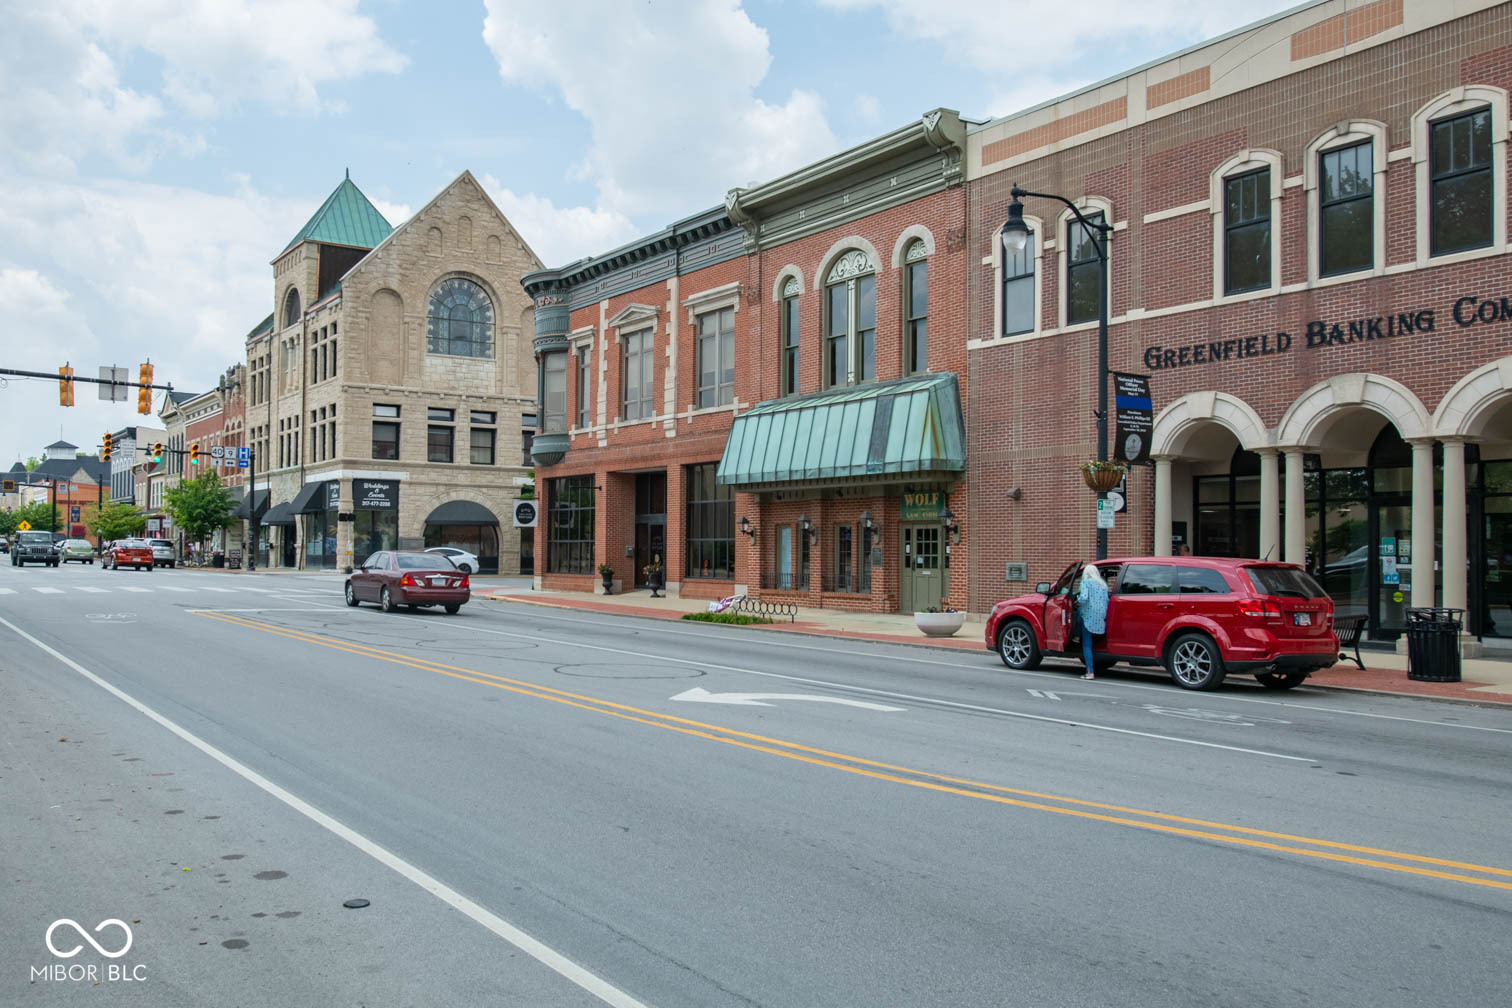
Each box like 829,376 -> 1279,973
152,442 -> 164,464
59,365 -> 75,406
189,442 -> 200,466
138,363 -> 153,414
102,432 -> 114,462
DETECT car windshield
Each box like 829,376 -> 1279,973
1244,564 -> 1326,599
396,553 -> 451,569
18,532 -> 52,543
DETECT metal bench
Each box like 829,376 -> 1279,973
1334,613 -> 1368,670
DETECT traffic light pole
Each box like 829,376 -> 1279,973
247,447 -> 258,572
0,367 -> 173,392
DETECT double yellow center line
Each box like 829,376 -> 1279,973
196,610 -> 1512,893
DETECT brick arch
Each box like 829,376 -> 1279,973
1276,373 -> 1431,448
1150,391 -> 1269,457
813,235 -> 882,292
1433,356 -> 1512,439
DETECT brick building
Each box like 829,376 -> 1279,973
965,0 -> 1512,649
526,110 -> 971,612
244,171 -> 540,572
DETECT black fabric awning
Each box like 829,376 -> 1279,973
424,500 -> 498,526
290,482 -> 326,514
262,503 -> 296,526
234,489 -> 269,520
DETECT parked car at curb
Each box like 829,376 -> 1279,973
424,546 -> 479,575
11,530 -> 59,567
986,556 -> 1338,691
58,539 -> 97,563
146,537 -> 178,568
0,535 -> 10,553
103,539 -> 155,571
345,550 -> 470,614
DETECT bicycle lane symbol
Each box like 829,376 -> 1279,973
1140,704 -> 1292,727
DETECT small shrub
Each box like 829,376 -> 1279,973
681,611 -> 774,625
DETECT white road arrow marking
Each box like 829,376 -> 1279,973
671,686 -> 904,712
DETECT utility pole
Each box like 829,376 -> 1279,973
247,446 -> 258,572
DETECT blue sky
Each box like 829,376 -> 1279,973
0,0 -> 1303,466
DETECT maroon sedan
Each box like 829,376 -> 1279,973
345,550 -> 471,614
103,538 -> 155,571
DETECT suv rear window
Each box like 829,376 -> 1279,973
1243,565 -> 1326,599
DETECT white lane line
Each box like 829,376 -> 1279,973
199,587 -> 236,593
291,600 -> 1311,762
510,607 -> 1512,736
33,587 -> 64,594
158,586 -> 193,592
0,614 -> 651,1008
75,587 -> 109,593
118,586 -> 152,593
0,588 -> 15,595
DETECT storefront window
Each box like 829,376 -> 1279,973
685,463 -> 732,578
304,511 -> 336,569
546,476 -> 595,574
353,511 -> 397,567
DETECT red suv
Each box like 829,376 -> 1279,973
986,557 -> 1338,690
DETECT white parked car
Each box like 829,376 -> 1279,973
424,546 -> 479,575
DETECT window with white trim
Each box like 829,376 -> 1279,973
695,307 -> 735,407
903,240 -> 927,374
622,329 -> 653,420
1319,141 -> 1374,277
824,250 -> 875,388
1223,168 -> 1271,294
780,279 -> 799,397
1429,107 -> 1493,256
1002,228 -> 1035,336
1065,212 -> 1105,325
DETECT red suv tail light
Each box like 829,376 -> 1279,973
1237,597 -> 1283,620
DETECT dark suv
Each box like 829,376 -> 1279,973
986,557 -> 1338,690
11,530 -> 60,567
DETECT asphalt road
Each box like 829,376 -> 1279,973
3,559 -> 1510,1007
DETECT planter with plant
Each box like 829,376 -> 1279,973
598,563 -> 614,595
1079,459 -> 1126,492
914,605 -> 964,637
643,557 -> 664,598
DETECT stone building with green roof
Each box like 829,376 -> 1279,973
243,170 -> 542,573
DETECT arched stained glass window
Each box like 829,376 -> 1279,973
426,277 -> 495,358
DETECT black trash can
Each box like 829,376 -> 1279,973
1404,608 -> 1464,682
212,552 -> 225,569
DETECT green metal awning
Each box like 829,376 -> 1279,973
717,373 -> 965,489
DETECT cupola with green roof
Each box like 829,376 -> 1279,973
274,172 -> 394,309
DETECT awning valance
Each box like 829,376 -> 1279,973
261,503 -> 296,526
234,489 -> 269,520
290,482 -> 326,514
717,372 -> 965,488
424,500 -> 498,526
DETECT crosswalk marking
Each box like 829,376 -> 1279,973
200,587 -> 236,593
34,587 -> 64,594
76,587 -> 108,593
159,586 -> 193,592
118,586 -> 152,593
0,588 -> 16,595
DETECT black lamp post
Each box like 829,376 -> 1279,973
1000,184 -> 1114,560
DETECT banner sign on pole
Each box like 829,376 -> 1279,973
1113,372 -> 1153,465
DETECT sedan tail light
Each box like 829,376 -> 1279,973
1237,597 -> 1284,620
459,575 -> 469,589
399,573 -> 418,587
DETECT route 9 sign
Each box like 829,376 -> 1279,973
513,500 -> 537,527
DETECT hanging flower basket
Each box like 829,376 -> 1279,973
1079,460 -> 1126,493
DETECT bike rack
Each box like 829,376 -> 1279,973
730,595 -> 797,623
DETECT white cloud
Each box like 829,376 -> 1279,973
477,176 -> 639,267
481,0 -> 838,226
855,94 -> 882,125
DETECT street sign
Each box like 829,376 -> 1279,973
98,366 -> 129,402
237,447 -> 249,469
1096,498 -> 1115,529
16,520 -> 31,531
513,500 -> 538,527
210,444 -> 225,459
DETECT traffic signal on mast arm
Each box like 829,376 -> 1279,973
152,442 -> 164,464
102,432 -> 114,462
59,365 -> 75,406
189,442 -> 200,466
138,363 -> 154,414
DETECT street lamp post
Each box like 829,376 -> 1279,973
999,185 -> 1114,560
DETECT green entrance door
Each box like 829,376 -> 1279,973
899,524 -> 943,613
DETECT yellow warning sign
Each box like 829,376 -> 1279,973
16,520 -> 31,531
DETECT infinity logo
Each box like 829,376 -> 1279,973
45,919 -> 133,959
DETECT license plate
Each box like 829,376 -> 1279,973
430,576 -> 447,586
1293,612 -> 1311,626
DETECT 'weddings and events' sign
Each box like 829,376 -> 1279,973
355,480 -> 398,510
1142,291 -> 1512,371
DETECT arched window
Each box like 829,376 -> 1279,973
426,277 -> 494,358
283,288 -> 301,329
824,250 -> 875,388
779,276 -> 800,396
903,240 -> 928,374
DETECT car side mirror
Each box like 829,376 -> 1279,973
1036,581 -> 1052,595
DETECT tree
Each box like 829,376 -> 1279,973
86,501 -> 146,542
162,470 -> 236,554
0,501 -> 60,534
24,456 -> 39,471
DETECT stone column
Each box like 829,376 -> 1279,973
1153,456 -> 1173,556
1410,439 -> 1437,610
1258,448 -> 1280,561
1283,449 -> 1306,567
1440,438 -> 1480,656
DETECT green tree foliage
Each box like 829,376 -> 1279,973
86,501 -> 147,541
24,457 -> 40,471
0,501 -> 61,534
162,470 -> 236,553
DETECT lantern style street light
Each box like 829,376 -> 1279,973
1000,184 -> 1115,560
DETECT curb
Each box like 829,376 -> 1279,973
484,593 -> 1512,708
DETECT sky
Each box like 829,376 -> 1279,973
0,0 -> 1303,467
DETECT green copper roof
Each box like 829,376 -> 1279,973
280,177 -> 393,254
717,372 -> 966,487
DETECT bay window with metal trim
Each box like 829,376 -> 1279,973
1223,168 -> 1271,294
1429,106 -> 1494,256
903,241 -> 927,374
1319,141 -> 1374,276
780,280 -> 799,396
695,307 -> 735,408
622,329 -> 654,420
540,353 -> 567,433
823,250 -> 876,388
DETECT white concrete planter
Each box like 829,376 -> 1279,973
914,611 -> 964,637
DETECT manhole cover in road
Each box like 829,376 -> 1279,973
555,663 -> 705,680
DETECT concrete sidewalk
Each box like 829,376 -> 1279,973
482,583 -> 1512,706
